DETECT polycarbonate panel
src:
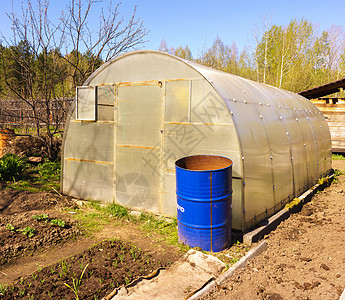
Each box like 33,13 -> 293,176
255,103 -> 293,205
315,112 -> 332,176
97,105 -> 114,121
165,80 -> 190,122
295,107 -> 318,188
115,83 -> 163,212
97,85 -> 115,121
76,86 -> 96,121
162,122 -> 242,229
117,84 -> 163,146
191,80 -> 233,125
163,123 -> 241,177
282,113 -> 308,195
64,122 -> 114,162
225,99 -> 274,226
116,147 -> 161,212
97,85 -> 115,105
63,159 -> 113,202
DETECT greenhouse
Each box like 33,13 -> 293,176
61,50 -> 332,231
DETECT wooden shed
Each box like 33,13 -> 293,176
299,78 -> 345,153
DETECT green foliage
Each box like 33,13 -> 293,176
5,159 -> 60,192
33,214 -> 49,221
332,154 -> 345,160
18,226 -> 36,238
333,169 -> 345,183
50,219 -> 66,228
0,283 -> 8,295
284,198 -> 301,210
64,264 -> 88,300
106,204 -> 129,219
0,154 -> 26,181
38,161 -> 61,180
6,223 -> 15,232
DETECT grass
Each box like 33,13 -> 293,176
69,200 -> 251,262
3,159 -> 60,192
66,200 -> 188,250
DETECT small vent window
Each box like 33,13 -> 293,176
76,86 -> 97,121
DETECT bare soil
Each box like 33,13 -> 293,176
0,185 -> 182,299
204,160 -> 345,300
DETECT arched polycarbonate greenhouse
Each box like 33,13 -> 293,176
61,50 -> 332,231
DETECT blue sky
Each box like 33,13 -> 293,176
1,0 -> 345,58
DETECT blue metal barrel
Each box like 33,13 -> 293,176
175,155 -> 233,252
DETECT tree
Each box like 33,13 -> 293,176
174,46 -> 193,60
0,0 -> 148,160
196,36 -> 238,74
158,39 -> 169,53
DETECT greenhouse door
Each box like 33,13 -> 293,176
114,82 -> 164,212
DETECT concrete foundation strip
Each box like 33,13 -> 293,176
187,240 -> 267,300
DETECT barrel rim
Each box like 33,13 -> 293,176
175,154 -> 233,172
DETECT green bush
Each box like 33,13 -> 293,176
0,154 -> 26,181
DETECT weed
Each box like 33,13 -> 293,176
333,169 -> 345,183
32,273 -> 38,280
0,283 -> 8,295
64,264 -> 89,300
28,295 -> 34,300
106,204 -> 129,219
78,261 -> 84,271
48,290 -> 53,298
33,214 -> 49,222
7,181 -> 40,192
112,259 -> 118,268
119,253 -> 125,263
40,279 -> 45,284
99,278 -> 104,284
36,263 -> 43,272
50,266 -> 55,275
130,248 -> 137,260
124,277 -> 130,285
89,201 -> 102,211
50,219 -> 66,228
19,289 -> 25,297
38,161 -> 61,180
59,260 -> 70,277
6,223 -> 15,232
284,198 -> 301,210
18,226 -> 36,238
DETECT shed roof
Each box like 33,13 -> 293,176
299,77 -> 345,99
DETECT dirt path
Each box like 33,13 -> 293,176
204,160 -> 345,300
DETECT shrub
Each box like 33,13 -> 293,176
0,154 -> 26,181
